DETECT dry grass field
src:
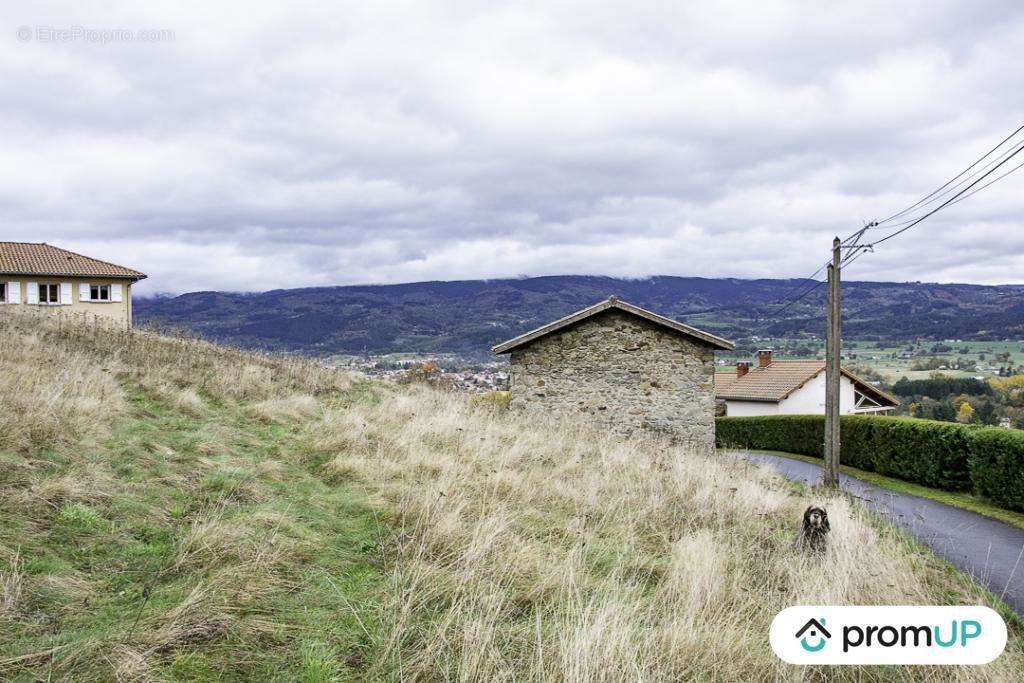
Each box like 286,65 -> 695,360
0,310 -> 1021,681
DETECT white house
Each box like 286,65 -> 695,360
715,350 -> 898,417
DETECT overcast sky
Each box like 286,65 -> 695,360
3,2 -> 1024,294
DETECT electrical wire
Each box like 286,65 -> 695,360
754,123 -> 1024,322
868,138 -> 1024,248
875,124 -> 1024,225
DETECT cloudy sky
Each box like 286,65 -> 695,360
2,1 -> 1024,294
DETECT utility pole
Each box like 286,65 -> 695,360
823,236 -> 841,487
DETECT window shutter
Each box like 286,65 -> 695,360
60,283 -> 72,305
80,283 -> 90,300
7,282 -> 19,304
26,282 -> 38,304
111,283 -> 123,302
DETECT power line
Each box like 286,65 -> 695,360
876,124 -> 1024,225
868,137 -> 1024,248
760,123 -> 1024,322
767,276 -> 828,321
871,136 -> 1024,230
936,155 -> 1024,210
836,127 -> 1024,275
763,227 -> 872,317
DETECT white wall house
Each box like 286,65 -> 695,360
715,350 -> 898,417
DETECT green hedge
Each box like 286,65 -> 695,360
968,428 -> 1024,512
716,415 -> 1024,511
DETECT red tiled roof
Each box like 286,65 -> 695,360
715,360 -> 899,406
0,242 -> 146,280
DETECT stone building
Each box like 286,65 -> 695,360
492,296 -> 733,450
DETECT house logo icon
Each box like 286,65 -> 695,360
795,618 -> 831,652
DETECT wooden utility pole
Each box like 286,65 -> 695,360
823,236 -> 842,487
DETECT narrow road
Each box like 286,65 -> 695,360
739,450 -> 1024,617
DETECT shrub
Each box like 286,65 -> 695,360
716,415 -> 975,492
968,428 -> 1024,512
470,390 -> 511,411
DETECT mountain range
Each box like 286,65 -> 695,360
134,275 -> 1024,357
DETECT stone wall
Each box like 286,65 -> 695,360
508,309 -> 717,450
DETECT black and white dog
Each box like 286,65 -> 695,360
796,505 -> 830,553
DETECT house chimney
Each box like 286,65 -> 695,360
757,349 -> 773,368
736,361 -> 750,377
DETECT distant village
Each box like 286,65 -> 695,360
331,353 -> 510,392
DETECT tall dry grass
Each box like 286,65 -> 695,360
311,385 -> 1024,681
1,309 -> 1020,680
0,308 -> 350,455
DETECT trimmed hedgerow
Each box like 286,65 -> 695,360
839,416 -> 974,492
968,428 -> 1024,512
715,415 -> 980,495
714,414 -> 825,458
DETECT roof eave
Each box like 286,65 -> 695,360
0,270 -> 147,282
716,395 -> 780,403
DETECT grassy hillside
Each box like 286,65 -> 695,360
1,312 -> 1021,680
135,275 -> 1024,356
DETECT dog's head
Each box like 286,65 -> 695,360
803,505 -> 830,532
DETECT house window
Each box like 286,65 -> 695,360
0,283 -> 5,303
89,284 -> 110,301
39,283 -> 59,304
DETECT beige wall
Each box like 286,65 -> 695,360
508,309 -> 718,451
2,276 -> 135,328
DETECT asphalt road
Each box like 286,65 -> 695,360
739,450 -> 1024,617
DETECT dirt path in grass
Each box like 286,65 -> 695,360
738,450 -> 1024,617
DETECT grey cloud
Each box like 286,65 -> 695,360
1,1 -> 1024,293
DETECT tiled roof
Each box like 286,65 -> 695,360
491,296 -> 734,353
0,242 -> 146,280
715,360 -> 899,406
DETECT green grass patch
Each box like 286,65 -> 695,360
0,379 -> 389,681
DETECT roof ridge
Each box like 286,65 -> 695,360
492,296 -> 734,353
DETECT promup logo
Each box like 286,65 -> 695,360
770,606 -> 1006,665
795,618 -> 831,652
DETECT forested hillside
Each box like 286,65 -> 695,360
136,275 -> 1024,356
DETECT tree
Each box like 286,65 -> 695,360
975,399 -> 998,426
933,400 -> 957,422
957,402 -> 975,424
